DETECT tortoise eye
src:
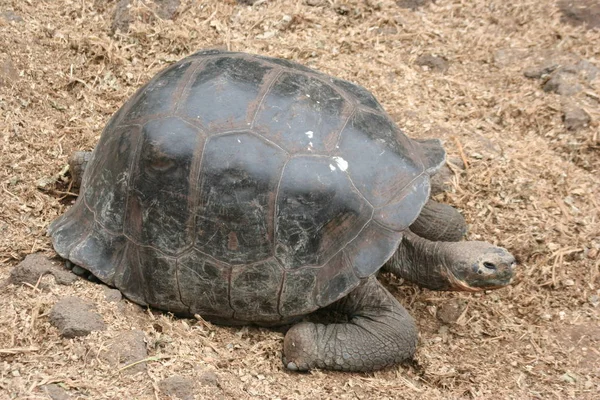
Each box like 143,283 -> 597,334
149,158 -> 176,172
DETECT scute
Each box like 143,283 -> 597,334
279,267 -> 319,317
315,252 -> 359,307
343,221 -> 403,278
254,72 -> 350,153
374,174 -> 430,231
123,61 -> 193,122
196,132 -> 286,264
136,248 -> 188,314
275,156 -> 371,269
83,124 -> 140,232
230,259 -> 284,322
69,222 -> 127,283
125,117 -> 202,255
337,109 -> 423,208
49,200 -> 95,260
332,78 -> 385,112
177,249 -> 234,320
179,56 -> 273,130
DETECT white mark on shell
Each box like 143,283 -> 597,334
329,164 -> 336,171
305,131 -> 314,139
333,156 -> 348,171
237,139 -> 241,143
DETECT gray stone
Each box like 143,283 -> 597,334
543,68 -> 582,96
558,0 -> 600,30
9,254 -> 77,287
111,0 -> 132,34
542,61 -> 598,96
43,384 -> 71,400
0,57 -> 18,86
436,298 -> 468,324
493,48 -> 528,68
159,375 -> 196,400
396,0 -> 434,10
111,0 -> 180,34
198,370 -> 220,387
563,103 -> 591,130
100,330 -> 148,374
524,62 -> 558,79
0,10 -> 23,22
415,54 -> 449,73
104,287 -> 123,303
155,0 -> 180,19
49,297 -> 106,338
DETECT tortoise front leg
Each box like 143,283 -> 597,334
409,199 -> 467,242
283,276 -> 417,372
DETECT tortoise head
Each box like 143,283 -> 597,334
442,241 -> 516,291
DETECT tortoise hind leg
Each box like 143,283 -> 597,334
69,151 -> 93,189
65,260 -> 100,283
283,276 -> 417,372
410,199 -> 467,242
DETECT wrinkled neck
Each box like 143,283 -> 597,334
385,232 -> 452,291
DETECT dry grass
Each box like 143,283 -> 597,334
1,0 -> 599,399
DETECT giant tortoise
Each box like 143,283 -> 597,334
49,50 -> 515,372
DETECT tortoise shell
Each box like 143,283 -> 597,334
49,50 -> 445,323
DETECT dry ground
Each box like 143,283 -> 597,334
1,0 -> 599,399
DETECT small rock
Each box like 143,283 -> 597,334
36,176 -> 57,191
0,57 -> 19,86
49,297 -> 106,338
100,330 -> 148,374
43,384 -> 71,400
561,371 -> 579,384
562,103 -> 591,130
10,254 -> 77,287
543,68 -> 582,96
155,0 -> 180,20
199,370 -> 220,387
524,62 -> 559,79
111,0 -> 131,34
396,0 -> 434,10
0,10 -> 23,22
256,30 -> 276,40
415,54 -> 449,73
159,375 -> 196,400
558,0 -> 600,30
104,287 -> 123,303
562,279 -> 575,287
436,298 -> 468,324
305,0 -> 323,6
588,295 -> 599,307
541,61 -> 598,96
574,60 -> 599,82
493,48 -> 528,68
377,24 -> 399,35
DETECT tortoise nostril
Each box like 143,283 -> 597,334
483,262 -> 497,270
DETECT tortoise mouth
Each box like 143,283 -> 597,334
446,260 -> 516,291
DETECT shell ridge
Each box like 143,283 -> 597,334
272,158 -> 291,255
250,68 -> 284,129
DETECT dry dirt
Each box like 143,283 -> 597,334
1,0 -> 599,399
